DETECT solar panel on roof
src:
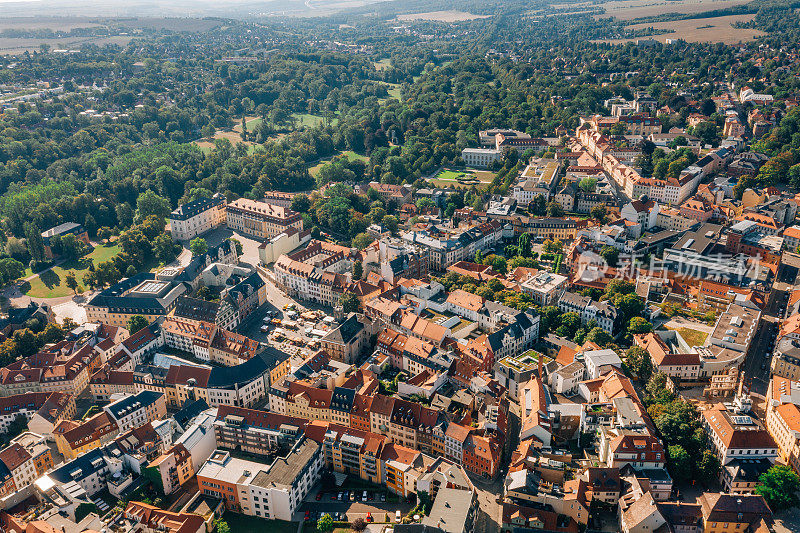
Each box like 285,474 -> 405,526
731,415 -> 753,425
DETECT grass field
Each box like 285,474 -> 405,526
374,58 -> 392,71
429,168 -> 496,189
291,113 -> 338,128
194,130 -> 256,154
309,150 -> 369,177
233,116 -> 264,133
23,244 -> 121,299
673,327 -> 709,347
397,10 -> 492,22
590,0 -> 751,20
597,14 -> 762,43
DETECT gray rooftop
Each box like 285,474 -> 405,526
251,438 -> 320,490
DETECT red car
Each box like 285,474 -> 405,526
304,511 -> 310,521
316,493 -> 323,501
366,513 -> 373,523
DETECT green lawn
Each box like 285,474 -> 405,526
225,513 -> 296,533
23,244 -> 121,298
374,58 -> 392,70
244,117 -> 263,129
291,113 -> 338,128
377,82 -> 402,103
429,168 -> 495,189
673,327 -> 708,347
309,150 -> 370,177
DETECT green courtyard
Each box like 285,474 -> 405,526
22,244 -> 121,298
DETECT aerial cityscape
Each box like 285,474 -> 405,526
0,0 -> 798,532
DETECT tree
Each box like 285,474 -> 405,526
546,201 -> 564,217
190,238 -> 208,257
628,316 -> 653,335
229,238 -> 243,256
340,292 -> 360,313
292,194 -> 311,213
585,327 -> 612,347
60,234 -> 88,261
579,177 -> 597,193
215,519 -> 231,533
600,245 -> 619,267
382,215 -> 399,234
625,346 -> 652,381
697,449 -> 720,484
0,259 -> 25,285
84,214 -> 98,237
65,272 -> 78,294
316,514 -> 334,533
518,233 -> 532,258
128,315 -> 148,334
98,227 -> 113,243
135,190 -> 171,224
353,260 -> 363,280
24,222 -> 46,263
590,204 -> 608,223
352,233 -> 373,249
154,234 -> 177,263
416,198 -> 435,211
668,444 -> 692,483
350,518 -> 367,531
756,465 -> 800,511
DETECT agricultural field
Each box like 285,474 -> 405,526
0,18 -> 102,31
597,14 -> 763,44
0,36 -> 131,55
0,16 -> 222,54
396,11 -> 493,22
428,168 -> 496,189
589,0 -> 752,20
23,244 -> 121,299
309,151 -> 369,177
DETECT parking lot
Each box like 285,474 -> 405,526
297,486 -> 415,525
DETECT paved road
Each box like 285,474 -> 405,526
741,287 -> 784,396
473,477 -> 502,533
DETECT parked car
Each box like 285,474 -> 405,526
316,493 -> 322,501
380,493 -> 386,502
396,510 -> 402,523
366,513 -> 373,523
304,511 -> 310,522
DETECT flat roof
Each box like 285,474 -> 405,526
251,439 -> 319,489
